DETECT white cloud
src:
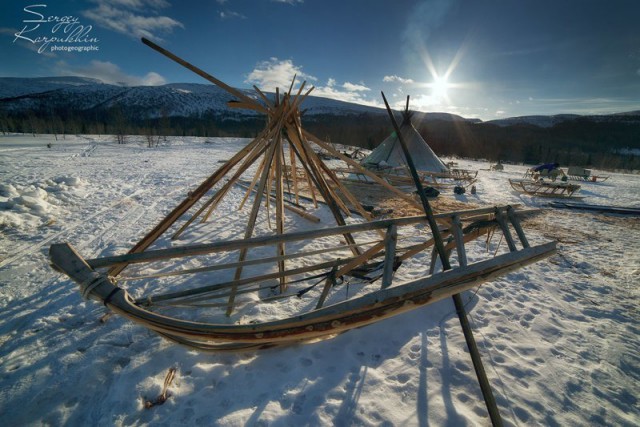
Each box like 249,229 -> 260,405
313,79 -> 379,107
82,0 -> 183,40
245,58 -> 316,91
342,82 -> 370,92
404,93 -> 439,109
246,59 -> 378,107
383,75 -> 415,85
56,60 -> 166,86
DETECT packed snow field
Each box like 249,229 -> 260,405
0,134 -> 638,426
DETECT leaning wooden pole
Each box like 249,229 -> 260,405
381,92 -> 503,427
141,38 -> 266,114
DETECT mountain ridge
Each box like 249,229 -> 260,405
8,76 -> 637,126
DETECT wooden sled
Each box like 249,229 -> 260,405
566,174 -> 610,183
565,166 -> 610,183
509,178 -> 582,198
50,205 -> 555,351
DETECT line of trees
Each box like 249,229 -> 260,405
1,107 -> 638,170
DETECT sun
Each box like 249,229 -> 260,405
431,76 -> 450,99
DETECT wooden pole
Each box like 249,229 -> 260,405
289,143 -> 301,205
381,92 -> 503,427
381,224 -> 398,289
227,138 -> 280,315
141,38 -> 266,114
506,206 -> 529,248
274,135 -> 287,292
239,154 -> 268,210
286,126 -> 362,256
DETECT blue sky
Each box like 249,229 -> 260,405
2,0 -> 639,120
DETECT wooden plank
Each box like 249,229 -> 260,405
227,101 -> 264,112
120,240 -> 370,282
314,266 -> 338,310
381,224 -> 398,289
239,154 -> 268,210
495,207 -> 517,252
252,85 -> 275,110
89,206 -> 522,269
451,215 -> 468,267
286,125 -> 361,256
288,144 -> 301,205
507,206 -> 530,248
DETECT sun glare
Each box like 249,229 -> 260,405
431,76 -> 449,99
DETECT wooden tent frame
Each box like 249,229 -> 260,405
102,38 -> 422,315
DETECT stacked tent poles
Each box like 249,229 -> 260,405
105,38 -> 421,315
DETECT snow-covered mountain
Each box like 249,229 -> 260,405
0,76 -> 472,122
2,77 -> 637,131
486,114 -> 582,128
486,112 -> 640,127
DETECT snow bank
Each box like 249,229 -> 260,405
0,176 -> 86,229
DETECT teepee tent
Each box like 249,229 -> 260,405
362,110 -> 448,173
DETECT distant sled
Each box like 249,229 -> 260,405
509,178 -> 582,199
548,201 -> 640,215
565,166 -> 610,183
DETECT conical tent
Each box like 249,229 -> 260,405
362,113 -> 448,173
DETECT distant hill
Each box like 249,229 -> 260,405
487,113 -> 640,128
1,76 -> 639,170
0,76 -> 471,122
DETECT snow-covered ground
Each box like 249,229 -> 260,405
0,134 -> 638,426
